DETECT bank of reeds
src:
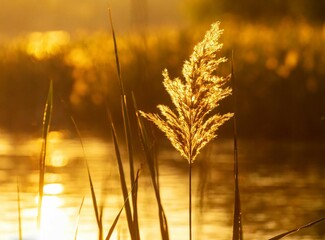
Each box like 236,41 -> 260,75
1,20 -> 324,139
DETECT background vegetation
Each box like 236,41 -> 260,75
0,0 -> 324,140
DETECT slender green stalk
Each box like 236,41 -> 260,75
38,81 -> 53,229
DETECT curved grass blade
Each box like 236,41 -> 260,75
108,9 -> 140,239
108,8 -> 124,94
231,53 -> 243,240
87,163 -> 103,239
268,217 -> 325,240
74,197 -> 85,240
111,119 -> 136,239
106,169 -> 141,240
69,115 -> 103,240
38,80 -> 53,228
121,95 -> 140,239
132,92 -> 170,240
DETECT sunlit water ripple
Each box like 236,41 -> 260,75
0,132 -> 324,240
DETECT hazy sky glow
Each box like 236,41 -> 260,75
0,0 -> 183,38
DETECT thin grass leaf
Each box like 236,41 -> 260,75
74,197 -> 85,240
268,217 -> 325,240
105,203 -> 124,240
108,8 -> 124,95
132,92 -> 170,240
88,162 -> 101,225
231,53 -> 243,240
86,154 -> 103,240
106,169 -> 141,240
111,119 -> 136,239
17,180 -> 22,240
69,114 -> 103,240
108,9 -> 140,239
37,80 -> 53,228
121,96 -> 139,239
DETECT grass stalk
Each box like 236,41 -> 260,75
108,8 -> 140,239
69,115 -> 103,240
37,81 -> 53,229
108,8 -> 124,95
121,95 -> 140,239
231,53 -> 243,240
110,118 -> 136,239
268,217 -> 325,240
106,169 -> 141,240
87,164 -> 103,240
132,93 -> 170,240
74,197 -> 85,240
189,162 -> 192,240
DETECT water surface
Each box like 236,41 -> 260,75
0,132 -> 324,240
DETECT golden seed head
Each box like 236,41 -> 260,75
141,22 -> 233,164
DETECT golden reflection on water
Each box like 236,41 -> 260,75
1,135 -> 324,240
38,196 -> 70,240
43,183 -> 64,195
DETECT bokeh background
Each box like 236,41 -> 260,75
0,0 -> 324,139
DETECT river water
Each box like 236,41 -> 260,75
0,131 -> 324,240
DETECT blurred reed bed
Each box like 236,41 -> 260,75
0,20 -> 324,138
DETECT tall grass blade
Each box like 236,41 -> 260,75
132,92 -> 170,240
37,80 -> 53,228
111,119 -> 136,239
69,115 -> 103,240
74,197 -> 85,240
106,203 -> 124,240
108,9 -> 140,239
121,95 -> 140,239
268,217 -> 325,240
108,8 -> 124,94
17,180 -> 22,240
231,53 -> 243,240
87,161 -> 102,231
106,169 -> 141,240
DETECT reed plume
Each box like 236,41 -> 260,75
141,22 -> 233,240
141,22 -> 233,164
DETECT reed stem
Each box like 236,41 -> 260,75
189,162 -> 192,240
